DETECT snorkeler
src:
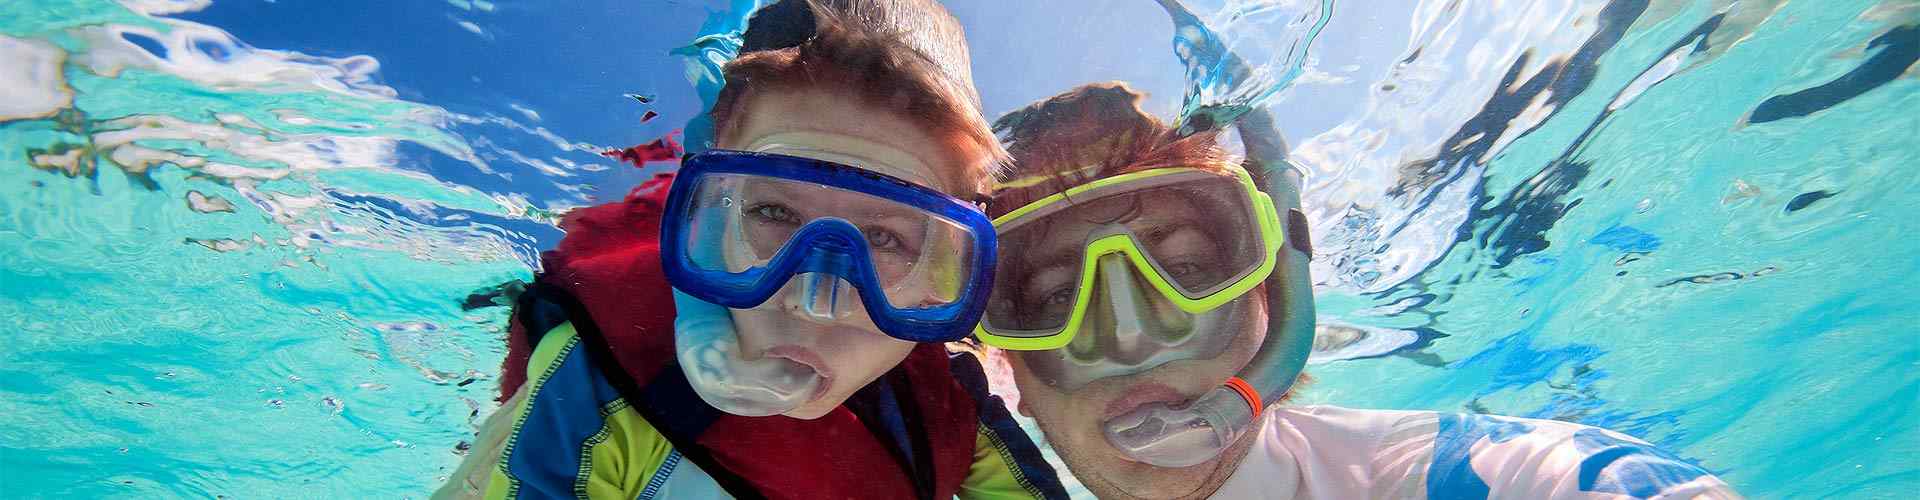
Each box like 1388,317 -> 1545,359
435,1 -> 1066,498
980,82 -> 1743,500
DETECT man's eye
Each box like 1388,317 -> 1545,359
1165,262 -> 1203,278
1042,286 -> 1075,306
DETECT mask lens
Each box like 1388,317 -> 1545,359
682,172 -> 977,309
984,171 -> 1263,337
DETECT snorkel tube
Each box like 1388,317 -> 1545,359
1101,0 -> 1317,467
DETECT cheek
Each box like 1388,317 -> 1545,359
1223,290 -> 1270,365
825,333 -> 912,389
726,309 -> 792,355
1008,356 -> 1093,432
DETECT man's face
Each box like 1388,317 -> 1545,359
1008,287 -> 1269,499
715,87 -> 989,420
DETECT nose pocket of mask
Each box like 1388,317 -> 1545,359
1094,254 -> 1148,355
793,272 -> 855,321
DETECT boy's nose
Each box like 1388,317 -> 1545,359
781,272 -> 856,323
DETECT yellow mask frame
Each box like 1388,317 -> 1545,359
976,166 -> 1286,350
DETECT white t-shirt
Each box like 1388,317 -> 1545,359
1210,406 -> 1740,499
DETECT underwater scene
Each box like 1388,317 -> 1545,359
1,0 -> 1915,498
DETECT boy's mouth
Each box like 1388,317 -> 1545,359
766,345 -> 834,402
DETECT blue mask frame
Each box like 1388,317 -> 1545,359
660,150 -> 998,343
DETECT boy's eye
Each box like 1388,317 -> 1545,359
749,204 -> 799,224
864,227 -> 904,250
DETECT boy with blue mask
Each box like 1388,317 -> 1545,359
436,1 -> 1065,498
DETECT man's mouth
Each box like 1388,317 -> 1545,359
1100,383 -> 1192,421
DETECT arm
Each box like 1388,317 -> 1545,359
1418,414 -> 1743,500
951,352 -> 1070,500
959,427 -> 1054,500
443,323 -> 677,499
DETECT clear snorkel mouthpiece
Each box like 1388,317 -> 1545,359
673,290 -> 821,417
1103,386 -> 1256,467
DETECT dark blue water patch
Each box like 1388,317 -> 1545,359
1457,328 -> 1605,396
1784,190 -> 1837,213
191,37 -> 236,62
171,0 -> 708,156
1385,327 -> 1451,358
1510,258 -> 1555,295
1589,224 -> 1662,253
120,31 -> 168,59
1749,25 -> 1919,124
1388,0 -> 1655,201
1409,10 -> 1726,275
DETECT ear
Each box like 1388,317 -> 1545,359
1017,397 -> 1034,417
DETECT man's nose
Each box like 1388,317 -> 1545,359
1084,254 -> 1191,363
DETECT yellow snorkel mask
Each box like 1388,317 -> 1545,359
976,166 -> 1285,349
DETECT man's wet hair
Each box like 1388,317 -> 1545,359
988,81 -> 1232,218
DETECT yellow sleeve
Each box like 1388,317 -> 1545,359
581,399 -> 677,498
456,323 -> 682,499
958,424 -> 1045,500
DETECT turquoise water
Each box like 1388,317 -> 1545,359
2,0 -> 1915,498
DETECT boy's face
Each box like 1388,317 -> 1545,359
715,87 -> 988,420
1007,286 -> 1269,498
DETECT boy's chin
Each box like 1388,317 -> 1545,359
779,379 -> 848,420
781,396 -> 837,420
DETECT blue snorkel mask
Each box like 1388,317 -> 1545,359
661,149 -> 998,342
660,148 -> 998,416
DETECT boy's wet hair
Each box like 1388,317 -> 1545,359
710,0 -> 1006,194
988,81 -> 1234,218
